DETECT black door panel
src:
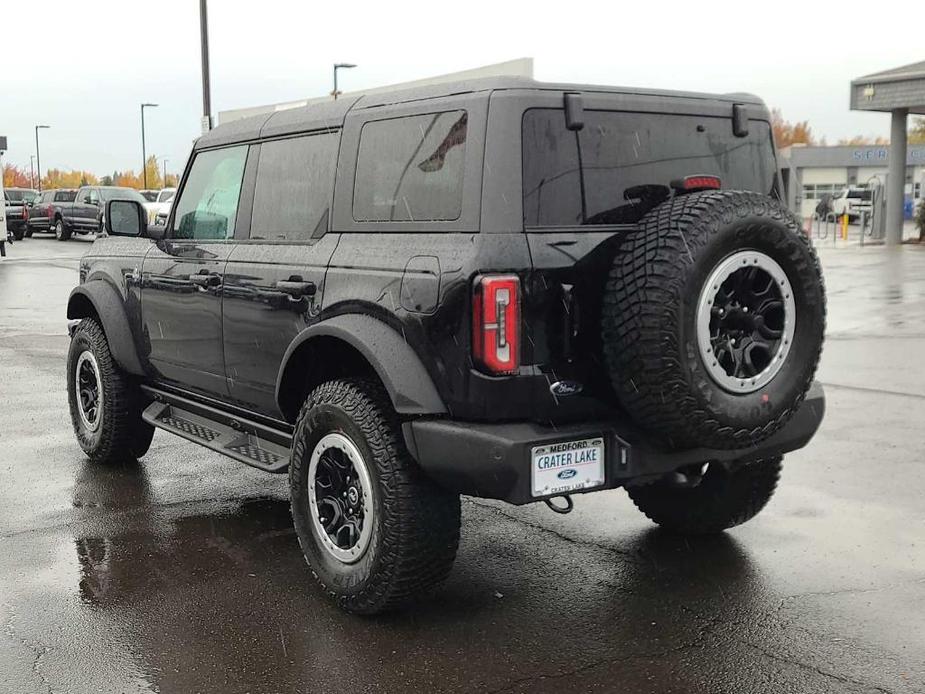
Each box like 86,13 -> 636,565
222,238 -> 339,416
142,241 -> 234,396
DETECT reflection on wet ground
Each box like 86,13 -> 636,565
1,238 -> 923,693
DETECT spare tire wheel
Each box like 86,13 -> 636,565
601,190 -> 825,450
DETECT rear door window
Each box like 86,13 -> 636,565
353,110 -> 468,222
54,191 -> 76,202
522,109 -> 776,227
250,133 -> 338,240
172,145 -> 248,240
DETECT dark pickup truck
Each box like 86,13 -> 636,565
52,185 -> 148,241
4,188 -> 38,240
26,188 -> 78,235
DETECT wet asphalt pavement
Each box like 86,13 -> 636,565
1,235 -> 923,694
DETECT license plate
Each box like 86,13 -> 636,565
531,437 -> 605,497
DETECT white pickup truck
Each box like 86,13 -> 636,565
831,187 -> 873,220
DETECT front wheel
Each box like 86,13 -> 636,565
67,318 -> 154,464
12,227 -> 25,241
627,457 -> 782,535
290,379 -> 461,614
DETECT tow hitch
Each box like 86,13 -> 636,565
544,495 -> 574,514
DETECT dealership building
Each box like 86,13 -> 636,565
779,143 -> 925,218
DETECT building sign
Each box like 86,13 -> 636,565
852,148 -> 925,162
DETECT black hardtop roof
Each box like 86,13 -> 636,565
196,76 -> 766,150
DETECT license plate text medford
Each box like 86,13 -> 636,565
531,437 -> 605,497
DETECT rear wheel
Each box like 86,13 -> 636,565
11,228 -> 25,241
67,318 -> 153,464
24,228 -> 33,238
54,218 -> 71,241
290,379 -> 460,614
627,457 -> 782,535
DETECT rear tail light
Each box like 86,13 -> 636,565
671,175 -> 722,192
472,274 -> 520,375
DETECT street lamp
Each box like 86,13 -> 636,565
200,0 -> 212,133
332,63 -> 356,100
141,103 -> 158,189
34,125 -> 49,192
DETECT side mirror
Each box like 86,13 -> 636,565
104,199 -> 146,237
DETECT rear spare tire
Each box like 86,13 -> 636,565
601,190 -> 825,450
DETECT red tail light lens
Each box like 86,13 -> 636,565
672,175 -> 722,192
472,274 -> 520,375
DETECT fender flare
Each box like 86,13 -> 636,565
275,314 -> 447,416
67,282 -> 144,376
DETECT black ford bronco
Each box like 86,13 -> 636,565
66,77 -> 826,614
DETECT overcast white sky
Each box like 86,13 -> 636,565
1,0 -> 921,180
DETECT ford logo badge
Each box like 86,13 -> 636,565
550,380 -> 583,397
557,469 -> 577,480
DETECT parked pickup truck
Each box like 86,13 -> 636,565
27,189 -> 78,235
52,186 -> 148,241
4,188 -> 38,240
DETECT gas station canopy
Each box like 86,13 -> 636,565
851,60 -> 925,244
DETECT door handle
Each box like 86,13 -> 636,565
275,280 -> 316,298
189,271 -> 221,287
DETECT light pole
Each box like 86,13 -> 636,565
332,63 -> 356,100
200,0 -> 212,132
34,125 -> 49,191
29,155 -> 35,189
140,103 -> 158,189
162,158 -> 168,188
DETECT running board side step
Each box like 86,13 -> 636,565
141,387 -> 292,473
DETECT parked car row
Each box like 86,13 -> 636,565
4,186 -> 168,241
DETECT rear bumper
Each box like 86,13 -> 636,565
405,382 -> 825,505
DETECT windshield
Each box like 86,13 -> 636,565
157,190 -> 176,203
4,190 -> 35,203
522,109 -> 777,227
140,191 -> 158,202
101,188 -> 148,203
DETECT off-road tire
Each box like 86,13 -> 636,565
54,218 -> 71,241
601,190 -> 825,450
24,228 -> 33,238
11,227 -> 25,241
627,456 -> 782,534
67,318 -> 153,464
290,378 -> 461,614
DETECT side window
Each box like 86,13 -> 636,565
250,133 -> 338,240
78,189 -> 93,204
172,145 -> 248,240
353,110 -> 467,222
88,189 -> 100,206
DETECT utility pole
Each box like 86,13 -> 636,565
200,0 -> 212,133
163,158 -> 168,188
141,103 -> 158,189
29,155 -> 35,190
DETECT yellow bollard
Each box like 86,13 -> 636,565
841,213 -> 849,240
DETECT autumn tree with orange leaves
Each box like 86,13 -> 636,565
771,109 -> 816,148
